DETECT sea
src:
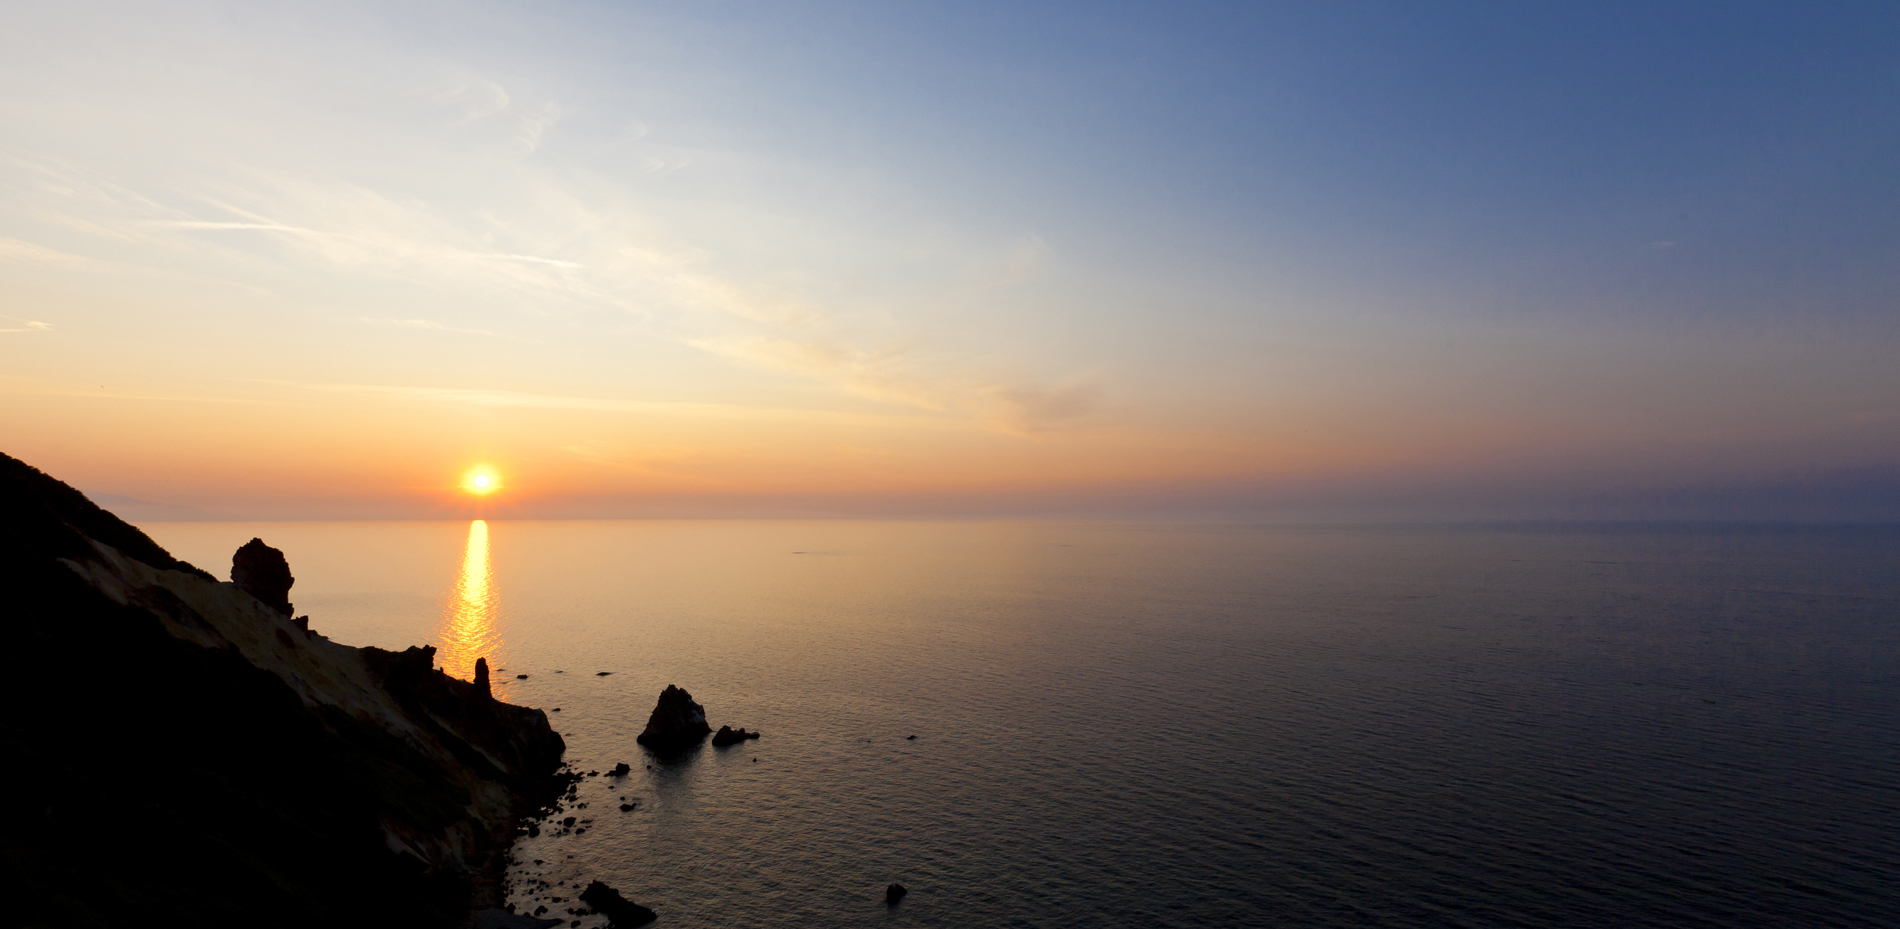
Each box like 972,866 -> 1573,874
144,520 -> 1900,928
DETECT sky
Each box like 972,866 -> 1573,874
2,1 -> 1897,520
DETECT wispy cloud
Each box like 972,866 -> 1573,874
987,233 -> 1051,287
685,335 -> 949,410
269,380 -> 948,427
361,317 -> 497,337
688,334 -> 1106,434
0,314 -> 53,333
291,382 -> 668,412
424,79 -> 512,124
984,379 -> 1104,434
0,236 -> 99,266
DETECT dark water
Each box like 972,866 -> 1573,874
148,521 -> 1900,928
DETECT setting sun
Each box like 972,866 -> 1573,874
461,467 -> 502,496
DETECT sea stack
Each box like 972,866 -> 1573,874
635,684 -> 712,750
231,537 -> 294,615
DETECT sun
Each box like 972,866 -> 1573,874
461,467 -> 502,496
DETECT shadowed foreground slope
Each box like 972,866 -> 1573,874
0,452 -> 566,928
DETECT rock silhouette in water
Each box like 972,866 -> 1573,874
578,880 -> 656,927
711,725 -> 760,746
231,538 -> 294,616
474,657 -> 492,700
886,883 -> 908,905
634,684 -> 712,750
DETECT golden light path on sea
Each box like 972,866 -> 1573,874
437,518 -> 506,693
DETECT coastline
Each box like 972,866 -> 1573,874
2,451 -> 566,928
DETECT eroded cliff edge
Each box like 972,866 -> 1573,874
0,452 -> 565,929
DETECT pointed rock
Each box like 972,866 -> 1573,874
634,684 -> 711,750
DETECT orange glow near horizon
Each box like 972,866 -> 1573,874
436,519 -> 506,693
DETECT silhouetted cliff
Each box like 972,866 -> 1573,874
0,452 -> 565,929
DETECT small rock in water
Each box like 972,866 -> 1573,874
886,883 -> 908,905
551,708 -> 561,712
609,762 -> 632,776
711,725 -> 761,746
579,879 -> 657,927
517,674 -> 529,680
907,735 -> 917,740
619,803 -> 635,812
596,671 -> 612,676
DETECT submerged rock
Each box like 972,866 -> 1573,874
711,725 -> 761,747
578,880 -> 657,927
231,538 -> 294,616
635,685 -> 712,750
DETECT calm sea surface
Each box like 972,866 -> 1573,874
145,521 -> 1900,928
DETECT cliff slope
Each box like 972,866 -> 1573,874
0,452 -> 565,928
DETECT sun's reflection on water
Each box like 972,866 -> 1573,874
438,519 -> 506,695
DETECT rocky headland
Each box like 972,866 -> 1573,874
0,452 -> 566,929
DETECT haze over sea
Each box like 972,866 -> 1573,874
147,519 -> 1899,928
